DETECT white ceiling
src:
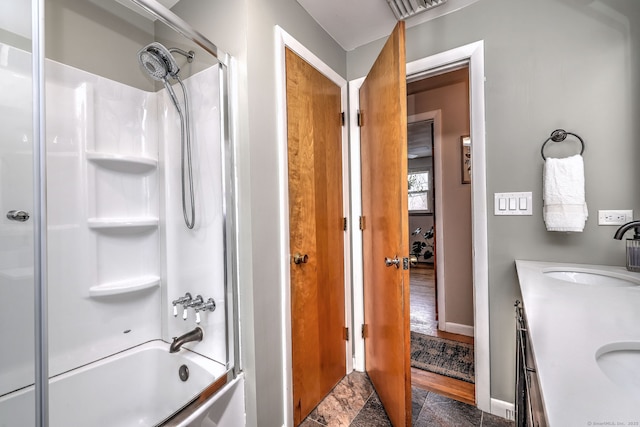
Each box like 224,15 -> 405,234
296,0 -> 397,52
296,0 -> 480,51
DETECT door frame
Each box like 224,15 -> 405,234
350,40 -> 490,412
407,110 -> 446,331
275,26 -> 351,427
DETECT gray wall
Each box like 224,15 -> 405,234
349,0 -> 640,402
45,0 -> 155,90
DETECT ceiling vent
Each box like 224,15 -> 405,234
386,0 -> 448,20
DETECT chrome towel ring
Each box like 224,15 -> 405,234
540,129 -> 585,160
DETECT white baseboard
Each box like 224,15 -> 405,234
444,322 -> 474,337
490,398 -> 515,421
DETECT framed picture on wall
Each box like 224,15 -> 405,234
461,135 -> 471,184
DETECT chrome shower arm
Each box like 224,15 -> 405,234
169,47 -> 195,63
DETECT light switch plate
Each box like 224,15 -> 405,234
494,192 -> 533,216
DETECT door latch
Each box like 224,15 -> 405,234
6,210 -> 30,222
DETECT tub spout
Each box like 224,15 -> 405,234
169,327 -> 203,353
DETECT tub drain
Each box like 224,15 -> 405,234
179,364 -> 189,382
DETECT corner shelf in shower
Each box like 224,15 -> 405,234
86,151 -> 158,173
87,217 -> 159,230
89,275 -> 160,297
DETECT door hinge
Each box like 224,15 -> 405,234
359,216 -> 365,230
357,110 -> 363,127
361,324 -> 368,339
341,111 -> 345,126
343,217 -> 348,231
343,327 -> 349,341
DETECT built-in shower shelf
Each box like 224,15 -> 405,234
86,152 -> 157,172
89,275 -> 160,297
87,217 -> 159,230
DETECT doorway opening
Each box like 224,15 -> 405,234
406,65 -> 475,406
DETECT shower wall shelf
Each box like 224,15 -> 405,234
89,275 -> 160,297
87,217 -> 159,230
86,151 -> 158,172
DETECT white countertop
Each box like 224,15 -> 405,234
515,260 -> 640,426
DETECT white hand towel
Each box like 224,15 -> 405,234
543,154 -> 588,232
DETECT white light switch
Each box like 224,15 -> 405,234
494,192 -> 533,216
519,197 -> 527,210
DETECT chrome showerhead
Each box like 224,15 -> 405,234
138,42 -> 183,110
138,42 -> 180,80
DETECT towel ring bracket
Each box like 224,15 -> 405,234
541,129 -> 585,160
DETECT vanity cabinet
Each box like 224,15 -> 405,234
515,301 -> 548,427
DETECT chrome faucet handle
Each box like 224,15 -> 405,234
193,298 -> 216,324
185,295 -> 203,321
171,292 -> 193,317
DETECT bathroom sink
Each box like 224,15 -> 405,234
543,270 -> 640,287
596,342 -> 640,394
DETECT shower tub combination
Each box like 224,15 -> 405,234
0,341 -> 236,426
0,0 -> 241,425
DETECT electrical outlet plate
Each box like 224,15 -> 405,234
598,210 -> 633,226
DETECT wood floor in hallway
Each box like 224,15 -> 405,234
409,265 -> 475,405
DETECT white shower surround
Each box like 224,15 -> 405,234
0,42 -> 227,414
160,59 -> 227,363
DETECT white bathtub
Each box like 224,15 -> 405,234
0,340 -> 227,427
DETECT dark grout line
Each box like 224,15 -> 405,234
349,391 -> 376,426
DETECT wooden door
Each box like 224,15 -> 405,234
286,47 -> 346,426
360,22 -> 410,427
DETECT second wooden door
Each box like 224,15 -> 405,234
286,47 -> 346,426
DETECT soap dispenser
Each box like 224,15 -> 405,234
613,220 -> 640,272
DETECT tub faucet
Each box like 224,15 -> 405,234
169,326 -> 203,353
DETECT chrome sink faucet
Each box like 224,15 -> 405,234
169,326 -> 203,353
613,220 -> 640,272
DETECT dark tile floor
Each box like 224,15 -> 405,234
300,372 -> 514,427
